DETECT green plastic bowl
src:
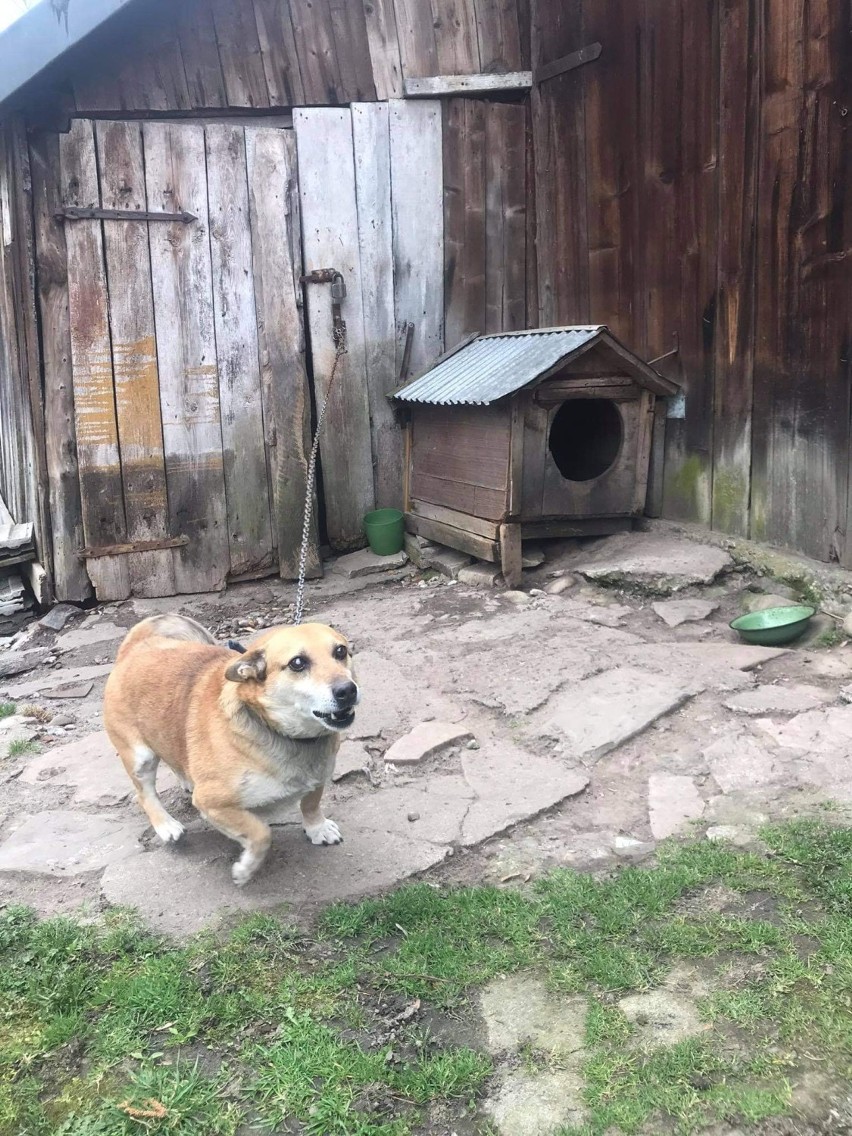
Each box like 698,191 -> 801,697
363,508 -> 405,556
729,605 -> 816,646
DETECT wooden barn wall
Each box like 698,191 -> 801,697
30,0 -> 531,116
532,0 -> 852,566
0,120 -> 51,587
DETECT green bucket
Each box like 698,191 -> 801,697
363,508 -> 405,556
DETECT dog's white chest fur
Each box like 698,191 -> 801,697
237,748 -> 336,808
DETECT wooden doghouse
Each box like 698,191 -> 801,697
395,326 -> 679,586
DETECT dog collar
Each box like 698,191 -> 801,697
227,640 -> 247,654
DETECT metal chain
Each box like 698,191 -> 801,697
293,331 -> 346,625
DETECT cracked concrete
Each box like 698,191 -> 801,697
3,528 -> 852,941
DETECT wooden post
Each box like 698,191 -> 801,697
499,522 -> 522,587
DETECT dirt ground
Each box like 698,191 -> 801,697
2,526 -> 851,931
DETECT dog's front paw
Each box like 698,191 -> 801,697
154,816 -> 185,844
232,851 -> 263,887
304,818 -> 343,845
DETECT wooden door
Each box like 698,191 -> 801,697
37,117 -> 311,600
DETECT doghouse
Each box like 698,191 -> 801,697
395,326 -> 679,586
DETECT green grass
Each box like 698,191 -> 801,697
0,702 -> 15,720
3,822 -> 852,1135
6,737 -> 38,758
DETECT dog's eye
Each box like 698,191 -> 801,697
332,644 -> 348,661
287,656 -> 308,672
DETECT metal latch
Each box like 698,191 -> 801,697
300,268 -> 348,352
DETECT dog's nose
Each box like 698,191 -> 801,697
332,680 -> 358,707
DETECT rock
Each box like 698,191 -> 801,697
544,575 -> 575,595
422,544 -> 472,579
722,683 -> 830,716
574,533 -> 732,594
332,740 -> 370,781
484,1070 -> 587,1136
706,824 -> 754,847
742,592 -> 802,614
407,812 -> 420,823
384,722 -> 473,765
648,774 -> 705,839
0,648 -> 49,681
613,835 -> 654,858
42,680 -> 95,700
522,545 -> 545,569
38,605 -> 78,632
502,590 -> 531,606
331,548 -> 408,579
403,533 -> 433,569
458,563 -> 501,587
797,613 -> 836,648
840,683 -> 852,704
479,975 -> 586,1056
0,810 -> 141,876
584,603 -> 633,628
652,598 -> 719,628
541,666 -> 694,761
843,613 -> 852,639
49,713 -> 74,727
703,735 -> 788,794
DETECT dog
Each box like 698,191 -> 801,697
103,614 -> 358,886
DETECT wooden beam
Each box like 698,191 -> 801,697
405,512 -> 499,562
534,42 -> 602,85
79,535 -> 189,559
404,72 -> 532,98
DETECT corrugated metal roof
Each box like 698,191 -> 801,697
394,327 -> 604,405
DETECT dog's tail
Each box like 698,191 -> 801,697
115,614 -> 216,663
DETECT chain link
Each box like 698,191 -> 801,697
293,333 -> 346,625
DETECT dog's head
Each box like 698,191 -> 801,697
224,622 -> 358,738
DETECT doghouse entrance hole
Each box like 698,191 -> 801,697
548,398 -> 623,482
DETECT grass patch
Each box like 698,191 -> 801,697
0,702 -> 15,720
6,731 -> 39,758
19,704 -> 51,723
3,822 -> 852,1134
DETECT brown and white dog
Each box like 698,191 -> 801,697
103,614 -> 358,886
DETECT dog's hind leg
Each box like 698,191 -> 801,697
117,741 -> 185,844
193,799 -> 271,886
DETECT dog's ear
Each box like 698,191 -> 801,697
225,649 -> 267,683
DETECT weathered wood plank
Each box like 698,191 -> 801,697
485,101 -> 527,332
253,0 -> 306,105
473,0 -> 523,73
430,0 -> 481,73
209,0 -> 270,107
530,0 -> 588,324
177,0 -> 228,108
712,0 -> 759,537
28,132 -> 91,602
404,71 -> 531,95
393,0 -> 438,78
294,108 -> 375,549
352,103 -> 402,510
405,512 -> 499,561
328,0 -> 377,101
142,121 -> 230,592
205,124 -> 274,577
245,126 -> 319,579
499,522 -> 522,586
289,0 -> 342,103
443,98 -> 486,347
410,498 -> 500,539
95,119 -> 176,597
364,0 -> 404,99
59,119 -> 130,601
389,101 -> 444,381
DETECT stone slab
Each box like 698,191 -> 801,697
57,620 -> 127,650
479,975 -> 586,1056
2,664 -> 113,700
384,721 -> 473,765
42,681 -> 95,700
544,575 -> 575,595
574,533 -> 731,594
484,1070 -> 586,1136
422,545 -> 472,579
20,730 -> 178,806
704,735 -> 791,794
0,648 -> 48,680
722,683 -> 830,716
0,810 -> 142,876
331,548 -> 408,579
761,704 -> 852,756
648,774 -> 705,839
521,545 -> 545,569
458,563 -> 501,587
38,604 -> 78,632
652,598 -> 719,628
460,745 -> 588,845
332,740 -> 370,781
541,666 -> 693,760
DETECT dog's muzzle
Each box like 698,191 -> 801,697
313,680 -> 358,730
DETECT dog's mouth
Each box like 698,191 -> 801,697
313,708 -> 356,730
